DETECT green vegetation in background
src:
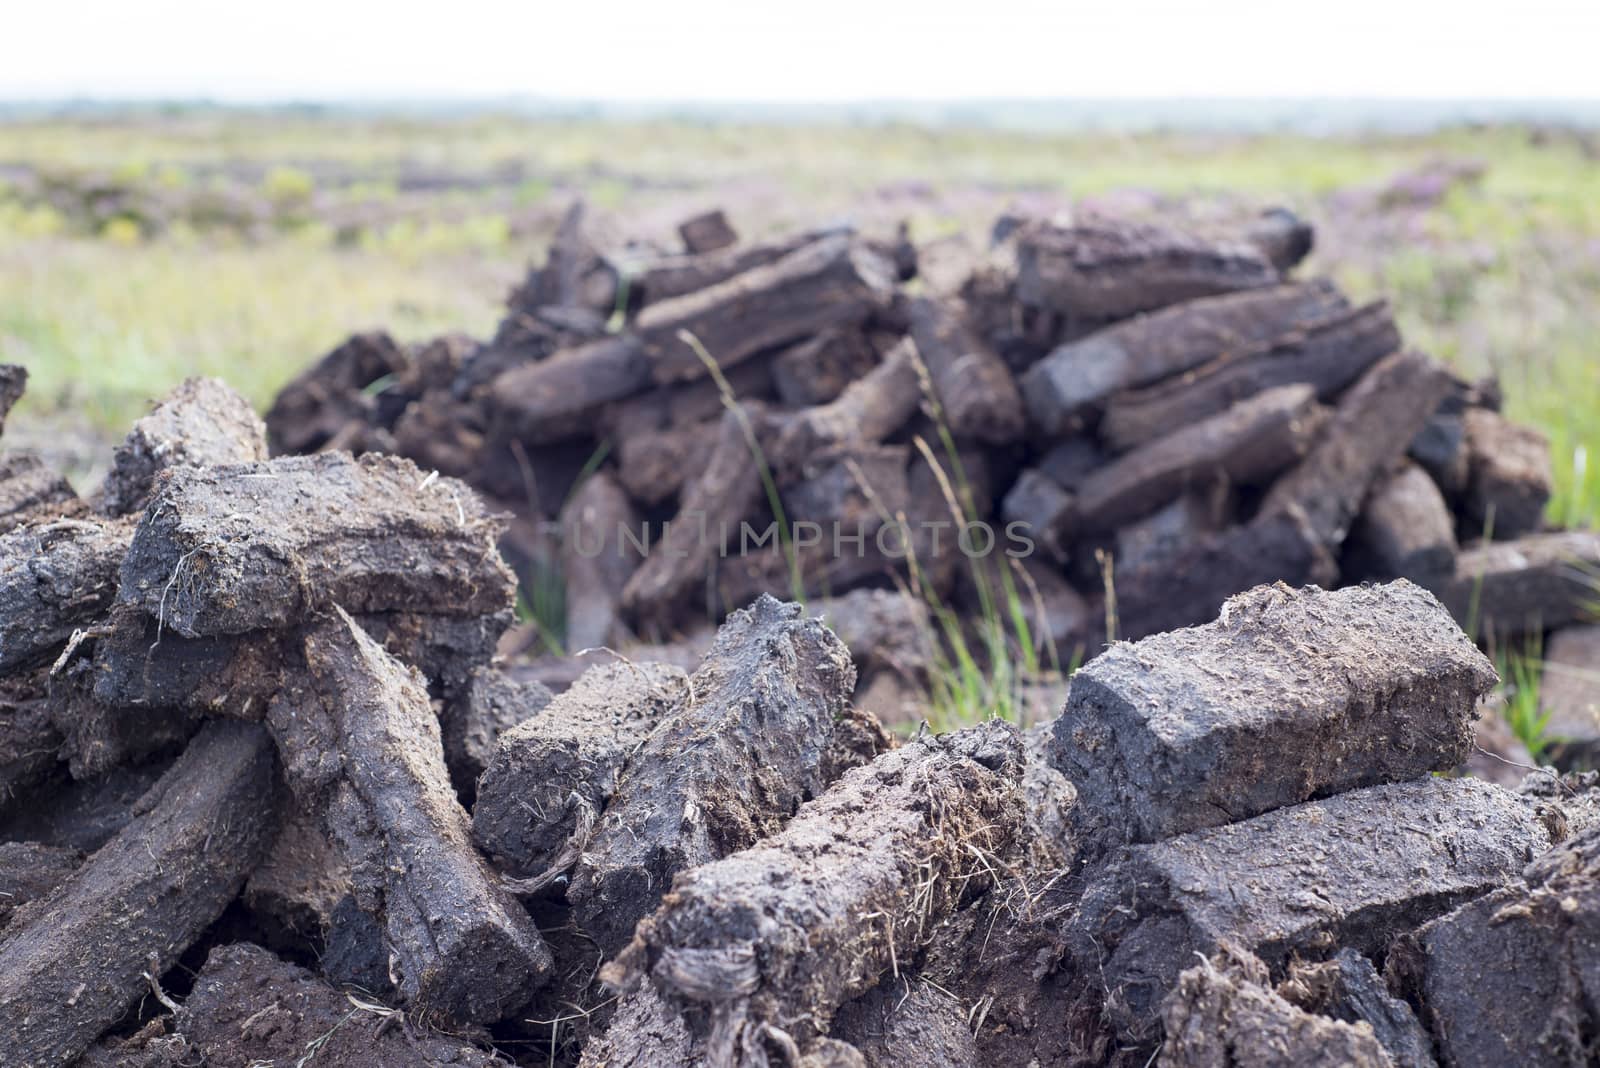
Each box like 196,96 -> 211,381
0,234 -> 505,434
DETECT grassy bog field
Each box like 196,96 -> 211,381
1,111 -> 1595,529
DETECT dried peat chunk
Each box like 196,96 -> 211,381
78,1023 -> 188,1068
768,336 -> 923,479
85,606 -> 503,715
1160,954 -> 1393,1068
352,608 -> 513,700
1052,580 -> 1496,845
1014,218 -> 1279,320
1409,410 -> 1470,496
0,681 -> 61,815
390,391 -> 485,481
241,804 -> 351,954
1245,207 -> 1317,273
1349,462 -> 1458,582
1390,827 -> 1600,1068
117,452 -> 515,638
98,377 -> 269,516
626,227 -> 849,307
1098,301 -> 1399,452
0,761 -> 168,854
0,721 -> 279,1067
1462,407 -> 1553,539
915,232 -> 980,298
48,659 -> 200,779
1021,281 -> 1350,435
830,982 -> 981,1068
617,419 -> 720,507
916,870 -> 1081,1067
440,666 -> 554,798
473,660 -> 689,881
294,608 -> 552,1024
603,354 -> 776,439
906,296 -> 1025,445
511,200 -> 615,316
0,363 -> 25,436
1000,469 -> 1075,561
811,588 -> 934,681
1261,349 -> 1453,552
0,841 -> 80,930
0,515 -> 135,674
1114,490 -> 1231,574
678,208 -> 739,254
387,332 -> 476,414
1066,383 -> 1327,539
570,595 -> 857,956
579,983 -> 698,1068
771,329 -> 880,408
1071,777 -> 1549,1040
636,232 -> 894,384
817,703 -> 897,785
606,722 -> 1024,1051
1037,437 -> 1105,492
561,470 -> 642,651
620,404 -> 779,628
1279,949 -> 1436,1068
1022,722 -> 1077,860
1437,530 -> 1600,637
782,444 -> 910,538
1541,626 -> 1600,763
1111,508 -> 1337,642
178,943 -> 504,1068
0,452 -> 82,534
264,330 -> 406,455
487,336 -> 652,444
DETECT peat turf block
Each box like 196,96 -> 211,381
0,721 -> 279,1067
178,942 -> 502,1068
1015,218 -> 1278,321
473,659 -> 689,881
1022,280 -> 1348,435
0,452 -> 81,534
440,664 -> 554,799
0,516 -> 135,674
289,608 -> 551,1025
603,721 -> 1024,1057
1050,579 -> 1497,846
97,376 -> 268,517
1279,948 -> 1436,1068
569,595 -> 855,957
1070,776 -> 1550,1040
1391,825 -> 1600,1068
1098,299 -> 1397,454
635,232 -> 894,384
1160,953 -> 1393,1068
117,452 -> 515,637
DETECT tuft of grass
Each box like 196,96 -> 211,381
1499,633 -> 1553,763
907,360 -> 1061,728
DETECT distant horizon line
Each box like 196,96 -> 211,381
5,95 -> 1599,133
4,93 -> 1598,104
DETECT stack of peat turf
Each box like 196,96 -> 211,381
264,202 -> 1595,711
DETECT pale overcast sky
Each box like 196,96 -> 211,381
3,0 -> 1598,101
